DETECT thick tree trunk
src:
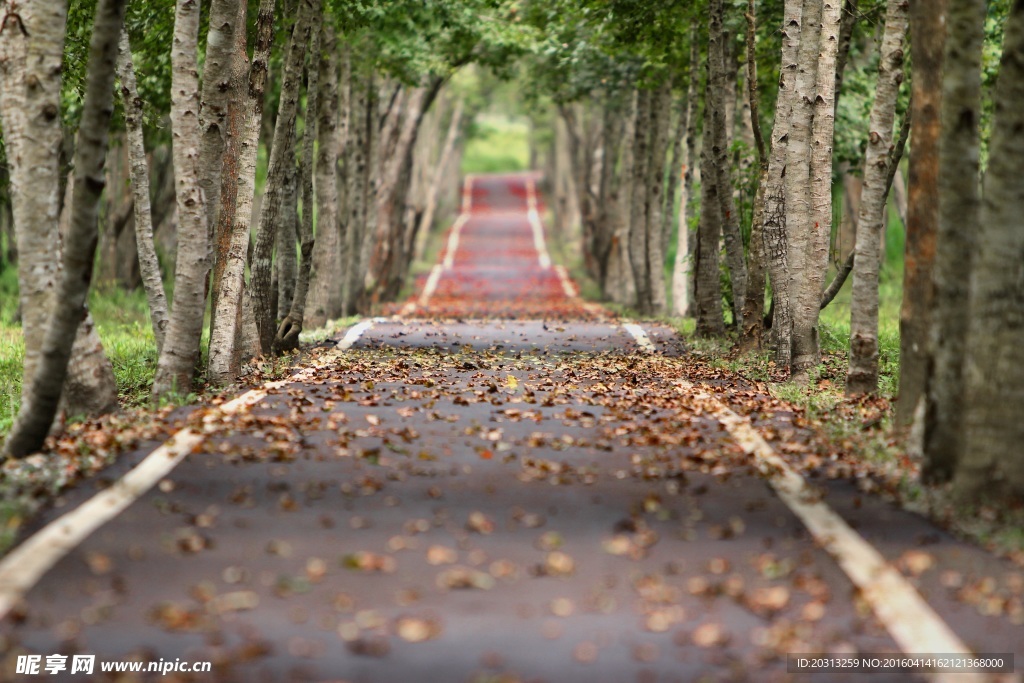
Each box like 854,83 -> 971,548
956,0 -> 1024,504
249,0 -> 313,354
645,81 -> 672,315
208,0 -> 274,385
153,0 -> 211,399
3,0 -> 125,458
846,0 -> 908,395
117,32 -> 169,353
898,0 -> 945,425
276,21 -> 323,351
784,0 -> 822,381
924,0 -> 985,482
628,89 -> 652,314
197,0 -> 243,235
306,24 -> 343,329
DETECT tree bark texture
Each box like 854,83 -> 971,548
628,89 -> 652,314
342,67 -> 371,315
846,0 -> 908,395
249,0 -> 312,354
673,27 -> 701,319
957,0 -> 1024,504
644,81 -> 672,315
784,0 -> 822,380
276,21 -> 323,351
924,0 -> 985,482
739,0 -> 770,350
695,52 -> 725,337
3,0 -> 125,458
761,0 -> 803,369
898,0 -> 946,426
709,0 -> 747,327
117,32 -> 169,353
208,0 -> 273,385
153,0 -> 211,399
306,23 -> 343,329
197,0 -> 243,235
275,160 -> 299,318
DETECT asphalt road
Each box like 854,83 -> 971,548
1,174 -> 1021,683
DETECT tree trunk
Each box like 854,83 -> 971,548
351,74 -> 381,312
276,20 -> 323,351
413,97 -> 463,264
695,39 -> 725,337
275,160 -> 299,318
117,32 -> 169,353
924,0 -> 985,482
3,0 -> 125,458
249,0 -> 313,354
306,23 -> 343,329
846,0 -> 908,395
197,0 -> 243,235
645,80 -> 672,315
739,0 -> 770,350
342,67 -> 370,315
208,0 -> 274,385
897,0 -> 946,426
628,89 -> 652,314
152,0 -> 211,399
956,0 -> 1024,504
761,1 -> 803,370
709,0 -> 747,327
673,26 -> 701,319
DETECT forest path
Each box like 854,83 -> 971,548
1,174 -> 1021,682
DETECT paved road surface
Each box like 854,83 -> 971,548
1,174 -> 1022,682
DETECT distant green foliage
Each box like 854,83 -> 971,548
462,115 -> 531,174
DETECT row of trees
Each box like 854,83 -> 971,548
0,0 -> 531,457
532,0 -> 1022,505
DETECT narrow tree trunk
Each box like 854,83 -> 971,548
352,76 -> 381,312
306,23 -> 343,329
645,81 -> 672,315
761,0 -> 802,370
413,97 -> 463,262
709,0 -> 747,327
152,0 -> 211,399
608,91 -> 637,306
924,0 -> 985,482
897,0 -> 946,426
695,40 -> 726,337
249,0 -> 313,354
116,32 -> 169,352
342,67 -> 370,315
957,0 -> 1024,504
739,0 -> 770,350
628,89 -> 652,313
276,160 -> 299,317
3,0 -> 125,458
673,26 -> 701,318
208,0 -> 274,385
846,0 -> 909,395
276,21 -> 322,351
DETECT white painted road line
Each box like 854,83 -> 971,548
554,265 -> 577,298
620,322 -> 983,681
0,321 -> 373,621
622,323 -> 657,353
442,214 -> 469,271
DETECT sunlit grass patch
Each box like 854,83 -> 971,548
462,115 -> 530,175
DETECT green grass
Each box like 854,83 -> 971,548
461,115 -> 530,175
0,270 -> 161,437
